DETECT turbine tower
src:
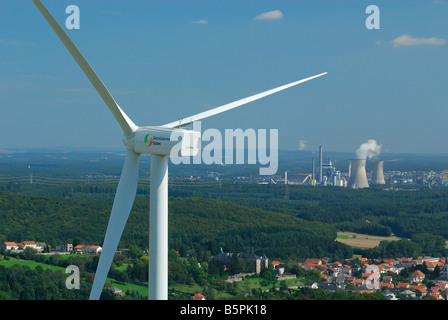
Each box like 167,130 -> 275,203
33,0 -> 327,300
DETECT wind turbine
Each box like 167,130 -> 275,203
33,0 -> 327,300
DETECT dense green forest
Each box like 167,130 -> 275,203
0,264 -> 91,300
1,179 -> 448,259
0,189 -> 350,260
174,183 -> 448,239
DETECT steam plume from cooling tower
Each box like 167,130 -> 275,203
355,139 -> 382,160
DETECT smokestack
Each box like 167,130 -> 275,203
371,160 -> 385,185
347,159 -> 369,188
312,157 -> 315,185
319,145 -> 322,184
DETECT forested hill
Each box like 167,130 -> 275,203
168,197 -> 350,259
0,191 -> 351,260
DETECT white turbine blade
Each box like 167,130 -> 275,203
32,0 -> 137,136
89,150 -> 140,300
161,72 -> 327,129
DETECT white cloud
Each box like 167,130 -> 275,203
254,10 -> 283,20
192,19 -> 208,24
391,34 -> 447,47
298,140 -> 307,151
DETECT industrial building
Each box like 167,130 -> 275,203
299,145 -> 386,188
308,145 -> 347,187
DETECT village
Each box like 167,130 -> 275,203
2,240 -> 448,300
294,256 -> 448,300
1,241 -> 102,255
191,250 -> 448,300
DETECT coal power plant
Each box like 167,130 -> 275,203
302,144 -> 387,188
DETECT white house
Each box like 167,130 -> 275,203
74,244 -> 102,254
22,241 -> 38,249
304,282 -> 319,289
2,242 -> 19,250
409,270 -> 425,284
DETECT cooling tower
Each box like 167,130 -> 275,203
371,160 -> 385,185
347,159 -> 369,188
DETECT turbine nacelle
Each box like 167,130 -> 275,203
124,126 -> 200,157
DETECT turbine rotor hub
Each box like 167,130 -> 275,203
123,126 -> 200,157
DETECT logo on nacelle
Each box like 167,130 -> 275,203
144,134 -> 153,147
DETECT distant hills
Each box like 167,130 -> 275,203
2,148 -> 448,178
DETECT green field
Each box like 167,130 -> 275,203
0,257 -> 66,272
336,232 -> 401,248
0,256 -> 147,298
108,279 -> 147,298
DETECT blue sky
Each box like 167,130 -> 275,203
1,0 -> 447,155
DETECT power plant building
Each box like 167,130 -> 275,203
310,145 -> 347,187
305,145 -> 387,188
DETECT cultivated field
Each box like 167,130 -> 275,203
336,232 -> 401,249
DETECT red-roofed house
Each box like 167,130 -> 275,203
437,283 -> 447,290
22,241 -> 37,249
1,242 -> 19,250
191,293 -> 206,300
304,259 -> 322,266
410,270 -> 425,284
342,265 -> 351,271
272,261 -> 281,267
430,286 -> 440,294
380,282 -> 394,289
74,244 -> 102,254
425,262 -> 437,271
362,272 -> 380,279
413,286 -> 427,297
430,293 -> 444,300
